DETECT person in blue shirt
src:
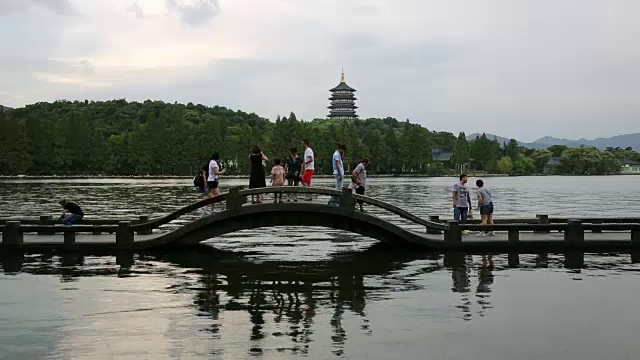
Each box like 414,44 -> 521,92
328,144 -> 346,207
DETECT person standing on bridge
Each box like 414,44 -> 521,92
301,139 -> 315,201
249,145 -> 268,204
351,158 -> 368,212
271,158 -> 285,203
207,153 -> 225,210
452,174 -> 472,235
285,147 -> 302,202
328,144 -> 346,207
59,200 -> 84,225
475,179 -> 495,236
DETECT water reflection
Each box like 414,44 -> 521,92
2,248 -> 639,358
153,244 -> 428,356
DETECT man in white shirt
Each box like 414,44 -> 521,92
301,139 -> 315,201
328,144 -> 346,207
207,152 -> 225,209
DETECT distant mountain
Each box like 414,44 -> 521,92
466,132 -> 640,151
0,104 -> 12,112
532,134 -> 640,150
466,133 -> 511,144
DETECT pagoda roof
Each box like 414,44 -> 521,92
327,103 -> 358,109
329,81 -> 356,92
329,98 -> 357,102
329,93 -> 356,98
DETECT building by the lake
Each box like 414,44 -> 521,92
327,69 -> 358,119
620,159 -> 640,174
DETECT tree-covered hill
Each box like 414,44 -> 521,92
0,100 -> 454,176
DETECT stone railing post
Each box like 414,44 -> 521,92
3,221 -> 23,245
137,215 -> 152,235
564,219 -> 584,245
38,215 -> 54,235
508,229 -> 519,243
226,186 -> 245,211
339,188 -> 355,210
64,230 -> 76,246
116,221 -> 134,249
445,220 -> 461,242
427,215 -> 441,234
535,214 -> 550,233
632,230 -> 640,263
508,253 -> 520,268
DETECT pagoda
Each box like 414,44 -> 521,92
327,69 -> 358,119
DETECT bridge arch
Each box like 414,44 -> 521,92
139,202 -> 432,249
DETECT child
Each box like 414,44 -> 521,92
271,159 -> 285,203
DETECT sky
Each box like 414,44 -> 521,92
1,0 -> 639,142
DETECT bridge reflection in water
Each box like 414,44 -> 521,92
0,246 -> 635,356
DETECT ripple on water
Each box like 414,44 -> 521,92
2,177 -> 640,359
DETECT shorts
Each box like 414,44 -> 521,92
196,186 -> 208,194
454,207 -> 469,222
480,202 -> 494,215
207,180 -> 219,189
301,169 -> 314,185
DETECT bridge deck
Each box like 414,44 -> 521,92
0,230 -> 631,245
1,195 -> 637,252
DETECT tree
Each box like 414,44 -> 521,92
548,145 -> 568,157
512,154 -> 535,175
2,99 -> 637,177
504,139 -> 520,161
558,147 -> 621,175
530,149 -> 552,174
497,156 -> 513,174
451,132 -> 470,170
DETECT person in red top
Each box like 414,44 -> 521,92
301,139 -> 315,201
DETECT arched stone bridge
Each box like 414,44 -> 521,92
1,186 -> 639,253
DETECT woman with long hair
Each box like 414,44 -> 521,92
249,145 -> 268,204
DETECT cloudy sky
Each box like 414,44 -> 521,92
1,0 -> 638,141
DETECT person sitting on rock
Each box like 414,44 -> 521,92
59,200 -> 84,225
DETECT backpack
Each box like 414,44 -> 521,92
193,172 -> 204,187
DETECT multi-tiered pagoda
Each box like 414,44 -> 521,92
327,69 -> 358,119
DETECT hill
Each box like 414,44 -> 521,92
0,100 -> 452,176
532,134 -> 640,150
467,132 -> 640,151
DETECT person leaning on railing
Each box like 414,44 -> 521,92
59,199 -> 84,225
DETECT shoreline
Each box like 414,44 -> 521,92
0,173 -> 637,180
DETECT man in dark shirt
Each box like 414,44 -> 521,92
60,200 -> 84,225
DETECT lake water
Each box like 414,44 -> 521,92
1,176 -> 640,359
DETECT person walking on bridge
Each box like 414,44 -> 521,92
452,174 -> 472,235
207,152 -> 225,210
328,144 -> 346,207
351,158 -> 368,212
301,139 -> 315,201
285,147 -> 302,202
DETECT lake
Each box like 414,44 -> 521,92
1,176 -> 640,359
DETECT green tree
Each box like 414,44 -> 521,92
548,145 -> 568,157
558,147 -> 621,175
497,156 -> 513,174
530,149 -> 552,174
504,139 -> 520,161
451,132 -> 470,170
